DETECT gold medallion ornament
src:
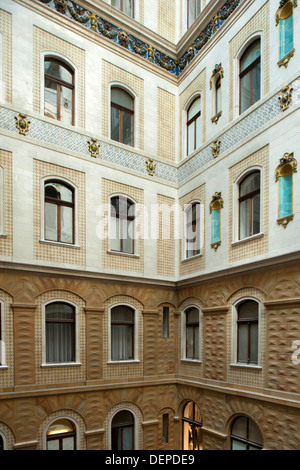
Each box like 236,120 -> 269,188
212,139 -> 221,159
88,138 -> 100,158
15,113 -> 31,135
146,158 -> 156,176
278,85 -> 293,111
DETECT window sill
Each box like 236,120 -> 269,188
230,363 -> 262,370
40,239 -> 80,249
0,365 -> 8,369
107,250 -> 139,258
41,362 -> 82,367
0,234 -> 7,239
180,358 -> 202,364
181,253 -> 202,263
231,232 -> 264,247
107,359 -> 140,364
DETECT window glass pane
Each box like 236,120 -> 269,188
238,300 -> 258,320
163,414 -> 169,444
250,322 -> 258,364
45,202 -> 58,241
121,219 -> 134,253
44,79 -> 57,120
280,13 -> 293,59
45,60 -> 73,84
62,437 -> 75,450
163,307 -> 169,338
112,411 -> 133,426
238,323 -> 248,363
186,308 -> 198,324
240,72 -> 251,114
46,303 -> 74,320
111,0 -> 121,11
252,193 -> 260,235
188,0 -> 196,27
249,420 -> 263,445
111,325 -> 133,360
279,173 -> 293,218
60,85 -> 73,125
110,216 -> 121,251
187,121 -> 195,154
240,172 -> 260,197
216,81 -> 221,114
111,306 -> 133,322
240,40 -> 261,72
194,324 -> 199,359
239,198 -> 251,239
122,111 -> 133,146
45,183 -> 73,203
60,206 -> 73,244
212,208 -> 221,244
232,416 -> 248,439
188,97 -> 200,121
195,116 -> 201,149
122,426 -> 133,450
111,106 -> 120,142
47,439 -> 60,450
252,62 -> 261,105
186,326 -> 194,358
196,0 -> 201,16
111,88 -> 133,110
46,322 -> 74,362
124,0 -> 133,17
232,439 -> 247,450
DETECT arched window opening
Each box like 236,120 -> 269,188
187,97 -> 201,155
237,300 -> 259,365
185,202 -> 201,258
240,39 -> 261,113
182,401 -> 203,450
111,305 -> 134,361
231,416 -> 263,450
111,87 -> 134,146
239,171 -> 260,239
45,180 -> 74,244
110,195 -> 135,254
111,410 -> 134,450
47,418 -> 76,450
44,58 -> 74,125
185,307 -> 199,360
46,302 -> 76,363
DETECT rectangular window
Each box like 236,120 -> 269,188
279,173 -> 293,218
162,414 -> 169,444
280,13 -> 293,59
163,307 -> 169,338
212,208 -> 221,244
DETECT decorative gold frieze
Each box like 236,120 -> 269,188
88,138 -> 100,158
212,139 -> 221,159
277,213 -> 294,229
146,158 -> 156,176
275,152 -> 297,181
15,113 -> 31,135
278,85 -> 293,110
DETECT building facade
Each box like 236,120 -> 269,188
0,0 -> 299,450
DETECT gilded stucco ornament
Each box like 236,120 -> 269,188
146,159 -> 156,176
275,0 -> 297,25
275,152 -> 297,181
210,63 -> 224,89
88,138 -> 100,158
277,214 -> 294,229
209,192 -> 224,213
15,113 -> 31,135
119,31 -> 129,47
278,85 -> 293,111
212,139 -> 221,158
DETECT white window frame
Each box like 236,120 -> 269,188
107,302 -> 139,363
233,32 -> 264,119
232,165 -> 264,245
43,415 -> 80,450
182,200 -> 204,260
181,305 -> 201,362
183,92 -> 202,158
230,296 -> 262,368
40,51 -> 78,127
41,299 -> 81,366
40,176 -> 79,248
108,82 -> 138,149
109,0 -> 137,19
108,193 -> 139,256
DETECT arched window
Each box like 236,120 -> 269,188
0,434 -> 3,451
45,302 -> 75,363
187,97 -> 201,155
46,418 -> 76,450
240,39 -> 261,114
239,171 -> 260,239
111,87 -> 134,146
182,401 -> 203,450
231,416 -> 263,450
45,180 -> 74,244
185,307 -> 199,360
237,300 -> 259,365
111,0 -> 134,17
112,410 -> 135,450
187,0 -> 201,28
111,305 -> 135,361
110,195 -> 135,254
185,202 -> 201,258
44,58 -> 74,125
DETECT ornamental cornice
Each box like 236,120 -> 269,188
32,0 -> 244,77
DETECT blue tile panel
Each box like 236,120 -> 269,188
37,0 -> 243,77
1,77 -> 299,185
